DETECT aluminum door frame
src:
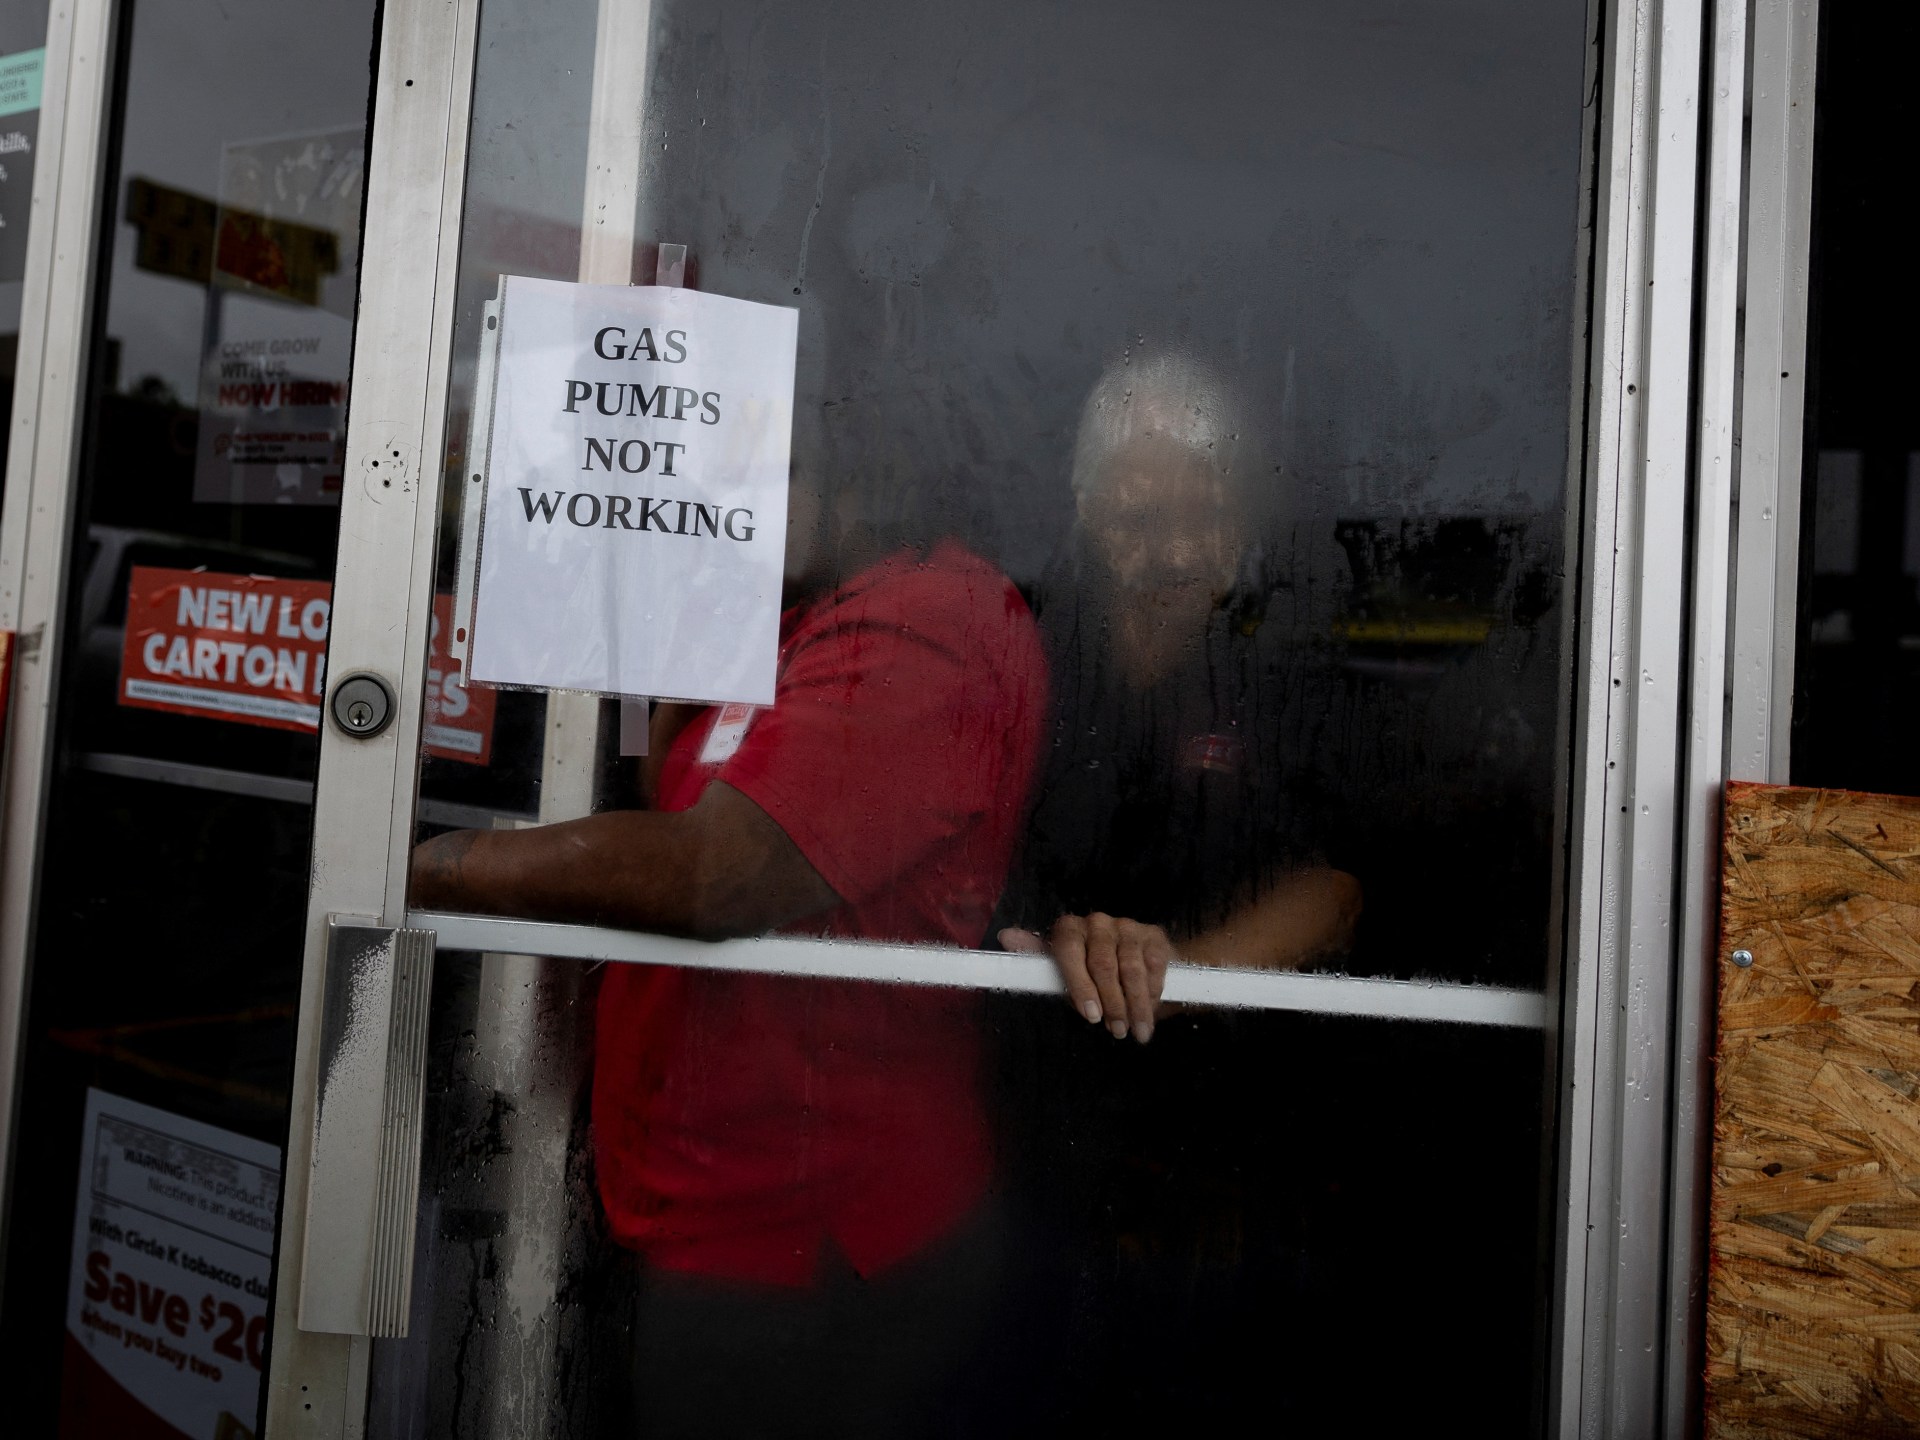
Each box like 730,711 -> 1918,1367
1547,0 -> 1716,1431
258,0 -> 483,1430
0,0 -> 118,1294
1662,0 -> 1753,1431
1660,2 -> 1822,1437
260,1 -> 1756,1438
1727,0 -> 1820,791
1567,3 -> 1824,1435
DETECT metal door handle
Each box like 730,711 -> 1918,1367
298,917 -> 436,1336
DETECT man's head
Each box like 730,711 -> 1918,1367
1069,353 -> 1249,683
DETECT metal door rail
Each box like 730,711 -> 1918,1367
410,910 -> 1550,1029
75,750 -> 529,830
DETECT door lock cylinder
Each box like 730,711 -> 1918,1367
331,673 -> 397,738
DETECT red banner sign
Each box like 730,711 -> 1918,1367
424,594 -> 495,765
119,567 -> 329,733
0,629 -> 15,760
118,567 -> 494,763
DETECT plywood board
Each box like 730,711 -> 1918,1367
1707,782 -> 1920,1438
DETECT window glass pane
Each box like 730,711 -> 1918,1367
386,0 -> 1590,1431
377,958 -> 1547,1432
0,4 -> 377,1433
1792,7 -> 1920,793
415,0 -> 1582,989
0,4 -> 51,491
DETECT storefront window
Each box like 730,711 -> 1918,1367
381,0 -> 1589,1431
0,4 -> 50,489
1792,5 -> 1920,796
0,4 -> 378,1434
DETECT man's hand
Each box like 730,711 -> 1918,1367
996,868 -> 1361,1046
1001,913 -> 1173,1045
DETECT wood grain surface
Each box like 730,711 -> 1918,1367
1707,782 -> 1920,1438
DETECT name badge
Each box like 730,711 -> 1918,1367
699,702 -> 758,765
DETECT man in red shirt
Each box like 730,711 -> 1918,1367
411,502 -> 1047,1432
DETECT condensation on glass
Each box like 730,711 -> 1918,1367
384,0 -> 1591,1434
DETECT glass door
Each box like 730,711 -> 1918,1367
264,0 -> 1662,1434
0,4 -> 380,1437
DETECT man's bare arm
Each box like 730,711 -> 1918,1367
410,780 -> 841,940
1177,866 -> 1362,972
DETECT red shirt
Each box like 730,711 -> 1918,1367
593,541 -> 1048,1285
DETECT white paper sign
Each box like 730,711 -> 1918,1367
63,1089 -> 280,1440
469,277 -> 798,706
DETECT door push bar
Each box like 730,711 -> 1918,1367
298,918 -> 437,1336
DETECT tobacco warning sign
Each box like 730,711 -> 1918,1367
59,1090 -> 280,1440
